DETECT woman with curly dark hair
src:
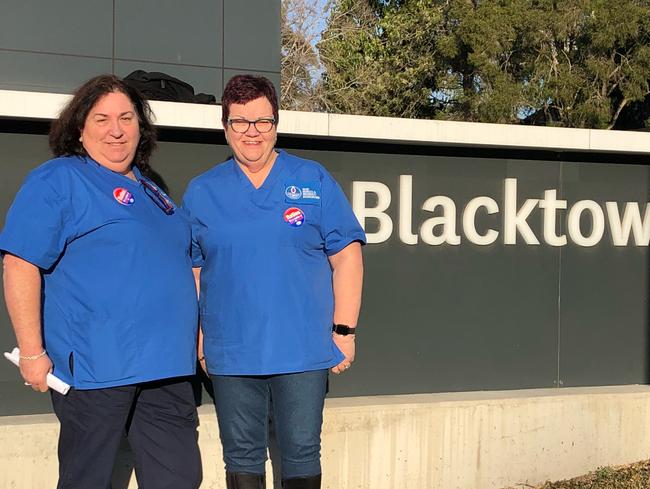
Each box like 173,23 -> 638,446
48,74 -> 158,175
0,74 -> 201,489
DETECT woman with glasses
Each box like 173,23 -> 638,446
183,74 -> 365,489
0,74 -> 201,489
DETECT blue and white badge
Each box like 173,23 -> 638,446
285,185 -> 302,200
284,181 -> 321,205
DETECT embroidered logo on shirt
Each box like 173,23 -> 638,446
284,182 -> 321,204
285,185 -> 302,200
113,187 -> 135,206
283,207 -> 305,227
301,187 -> 320,200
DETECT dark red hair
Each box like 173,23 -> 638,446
221,75 -> 279,127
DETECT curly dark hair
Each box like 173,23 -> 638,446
221,75 -> 279,127
49,74 -> 157,176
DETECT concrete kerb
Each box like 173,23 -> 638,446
2,385 -> 650,488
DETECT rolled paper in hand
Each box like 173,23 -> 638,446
3,347 -> 71,395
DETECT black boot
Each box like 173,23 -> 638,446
226,472 -> 266,489
281,474 -> 321,489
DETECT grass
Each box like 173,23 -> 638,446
504,460 -> 650,488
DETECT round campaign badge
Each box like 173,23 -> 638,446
283,207 -> 305,227
285,185 -> 302,200
113,187 -> 135,206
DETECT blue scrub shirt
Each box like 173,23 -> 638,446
0,155 -> 198,389
182,150 -> 366,375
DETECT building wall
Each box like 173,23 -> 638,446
3,387 -> 650,489
1,129 -> 649,415
0,0 -> 649,414
0,0 -> 281,98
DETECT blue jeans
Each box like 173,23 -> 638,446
211,369 -> 328,478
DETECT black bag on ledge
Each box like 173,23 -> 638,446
124,70 -> 216,105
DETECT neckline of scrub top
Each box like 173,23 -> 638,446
82,155 -> 143,186
232,150 -> 286,192
232,150 -> 286,209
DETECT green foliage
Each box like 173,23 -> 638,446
522,0 -> 650,128
315,0 -> 650,128
318,0 -> 443,118
435,0 -> 531,123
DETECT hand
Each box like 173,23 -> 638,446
331,334 -> 355,375
20,354 -> 52,393
198,356 -> 207,374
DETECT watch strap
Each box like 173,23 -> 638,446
332,323 -> 356,335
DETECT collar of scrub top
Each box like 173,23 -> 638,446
232,150 -> 289,210
82,155 -> 174,215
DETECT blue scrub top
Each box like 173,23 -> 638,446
182,150 -> 366,375
0,156 -> 198,389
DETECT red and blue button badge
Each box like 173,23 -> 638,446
113,187 -> 135,206
283,207 -> 305,227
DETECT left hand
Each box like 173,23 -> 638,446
331,334 -> 355,374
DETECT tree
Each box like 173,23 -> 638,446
319,0 -> 444,118
434,0 -> 531,123
522,0 -> 650,129
314,0 -> 650,129
280,0 -> 327,111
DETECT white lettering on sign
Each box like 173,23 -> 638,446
420,196 -> 461,245
463,196 -> 499,245
567,200 -> 605,247
539,189 -> 567,247
399,175 -> 418,245
504,178 -> 539,245
351,176 -> 650,247
352,181 -> 393,243
606,202 -> 650,246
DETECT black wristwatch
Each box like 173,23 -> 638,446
332,323 -> 356,335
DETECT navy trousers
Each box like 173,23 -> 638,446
51,377 -> 202,489
211,369 -> 328,479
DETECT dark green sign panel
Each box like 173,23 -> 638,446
0,132 -> 647,414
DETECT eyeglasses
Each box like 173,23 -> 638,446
140,179 -> 175,215
227,117 -> 276,134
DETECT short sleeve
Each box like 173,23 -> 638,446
320,171 -> 366,256
0,171 -> 74,270
181,182 -> 206,268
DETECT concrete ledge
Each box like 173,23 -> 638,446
3,89 -> 650,154
2,385 -> 650,488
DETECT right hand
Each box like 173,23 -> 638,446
19,354 -> 52,393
